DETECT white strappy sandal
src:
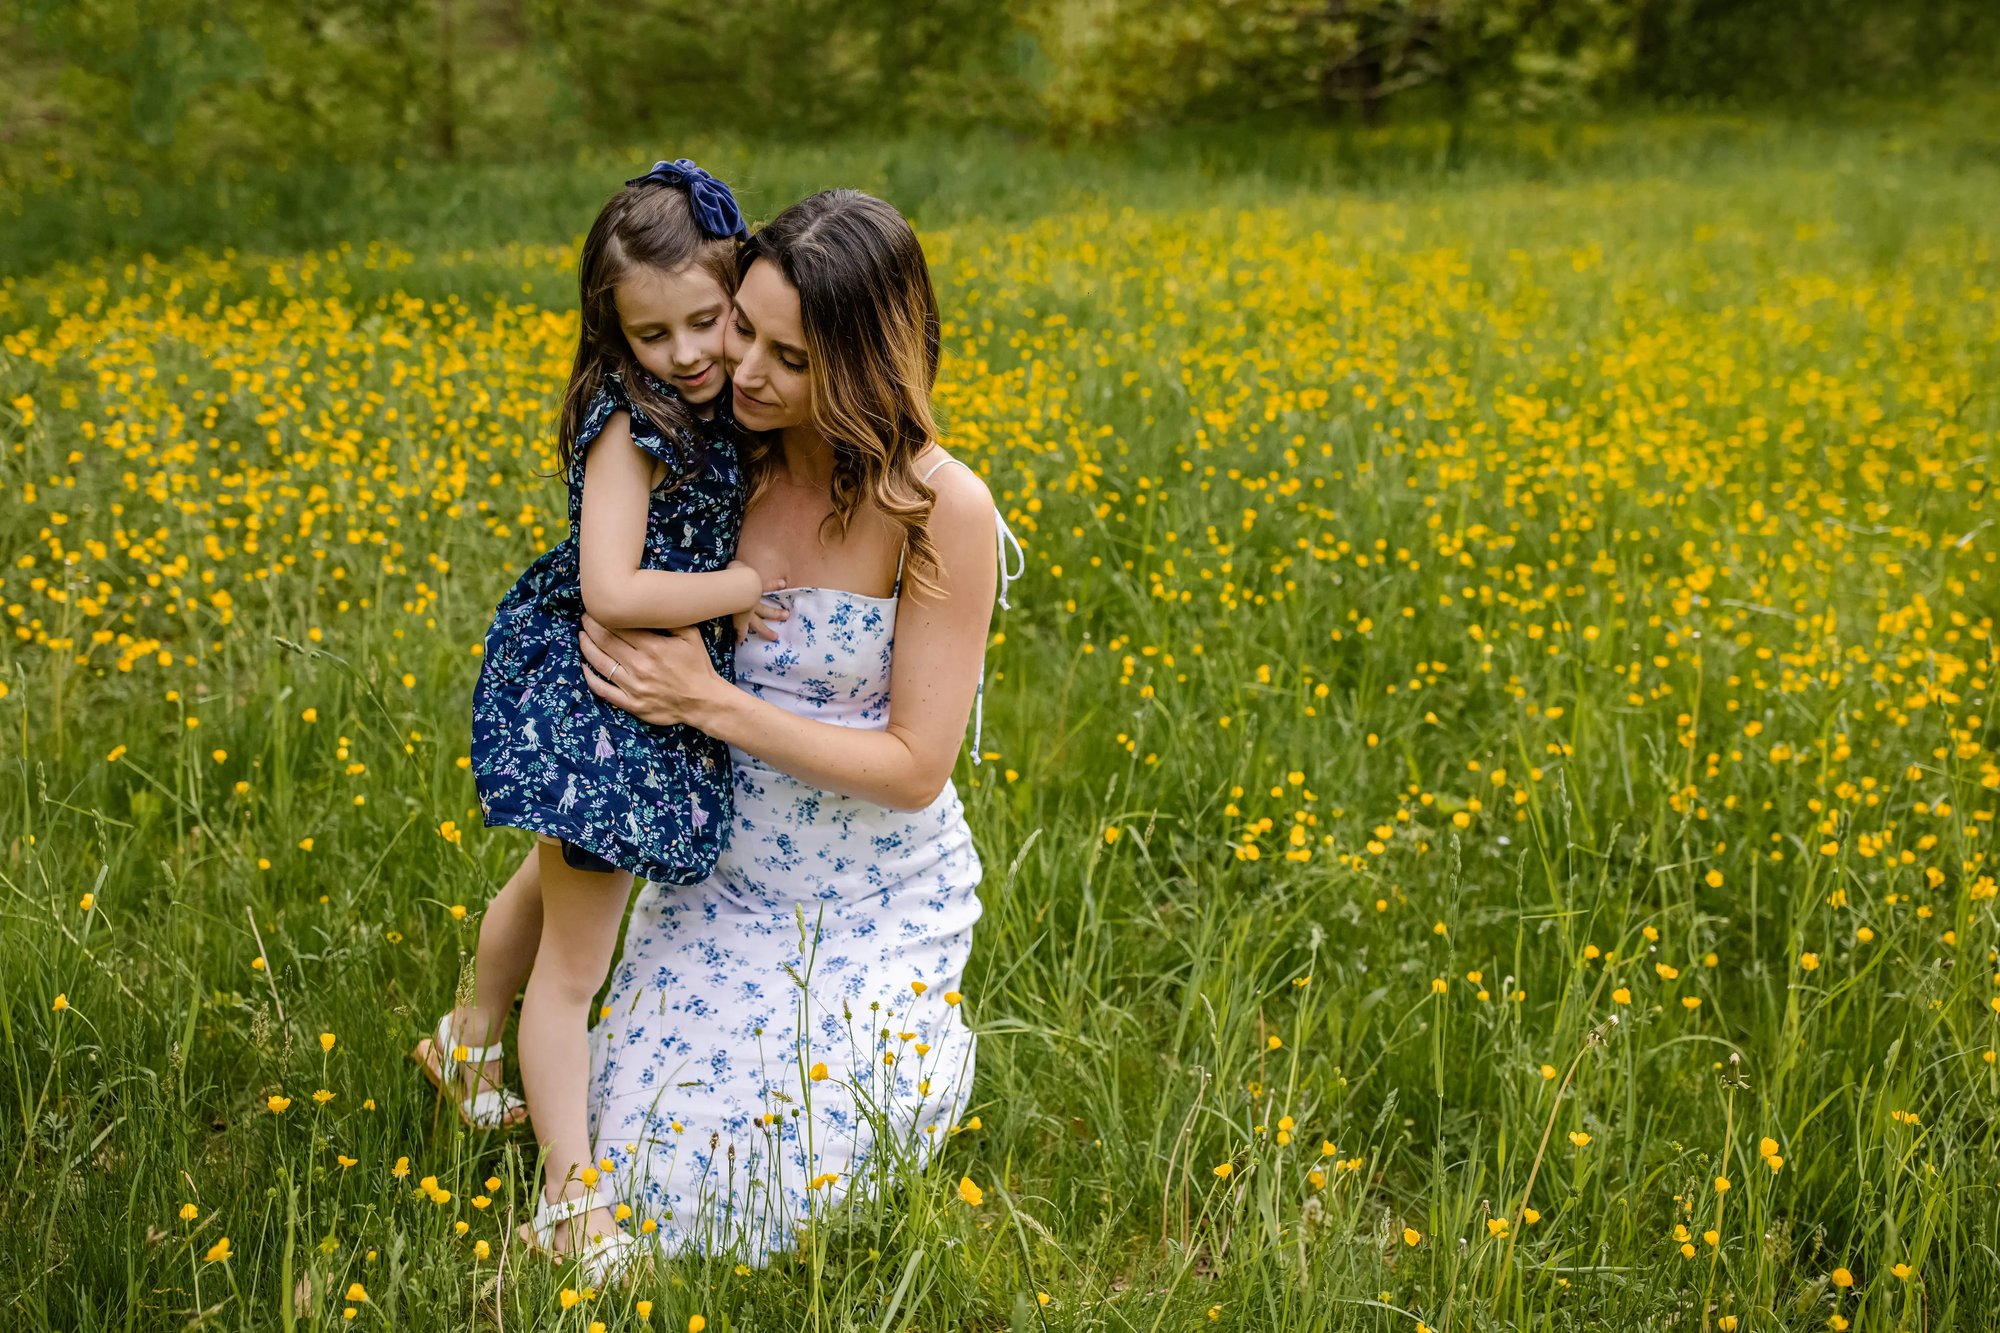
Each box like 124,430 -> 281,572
519,1190 -> 646,1287
410,1013 -> 528,1130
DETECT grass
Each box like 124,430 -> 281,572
3,102 -> 2000,1330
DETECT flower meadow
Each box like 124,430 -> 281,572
3,119 -> 1999,1330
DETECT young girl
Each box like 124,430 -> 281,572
412,159 -> 775,1275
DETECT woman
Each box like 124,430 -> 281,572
573,188 -> 1020,1262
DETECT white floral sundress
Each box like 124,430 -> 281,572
586,458 -> 1023,1263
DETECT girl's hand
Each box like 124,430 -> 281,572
726,559 -> 788,643
725,559 -> 784,613
579,615 -> 725,728
734,592 -> 790,644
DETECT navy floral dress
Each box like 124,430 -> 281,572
471,371 -> 745,884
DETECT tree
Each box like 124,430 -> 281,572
1017,0 -> 1637,136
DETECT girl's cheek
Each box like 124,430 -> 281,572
635,343 -> 674,380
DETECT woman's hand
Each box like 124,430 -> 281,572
579,615 -> 727,728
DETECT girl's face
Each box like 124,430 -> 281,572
725,259 -> 811,432
614,263 -> 731,405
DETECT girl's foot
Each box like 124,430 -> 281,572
523,1189 -> 636,1277
411,1013 -> 528,1129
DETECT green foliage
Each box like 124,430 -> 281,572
528,0 -> 1023,138
1630,0 -> 2000,101
4,0 -> 1995,197
1017,0 -> 1637,135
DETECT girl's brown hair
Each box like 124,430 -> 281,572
738,190 -> 949,597
557,182 -> 738,473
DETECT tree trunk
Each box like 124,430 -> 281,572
436,0 -> 458,159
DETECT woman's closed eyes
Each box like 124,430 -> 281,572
733,313 -> 807,373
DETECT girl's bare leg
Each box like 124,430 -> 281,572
451,846 -> 542,1048
516,838 -> 629,1248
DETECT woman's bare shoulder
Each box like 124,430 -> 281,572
917,450 -> 994,517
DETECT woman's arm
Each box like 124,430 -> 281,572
579,464 -> 1000,810
577,412 -> 766,629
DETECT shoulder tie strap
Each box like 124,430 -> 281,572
993,507 -> 1025,611
903,454 -> 1025,766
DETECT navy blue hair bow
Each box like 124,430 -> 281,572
624,158 -> 748,240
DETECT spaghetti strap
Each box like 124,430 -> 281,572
894,454 -> 975,598
892,453 -> 1026,764
901,454 -> 1023,607
919,454 -> 968,485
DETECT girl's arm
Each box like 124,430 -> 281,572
579,464 -> 1000,810
577,411 -> 766,630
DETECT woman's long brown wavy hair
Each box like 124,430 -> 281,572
557,181 -> 738,474
738,190 -> 950,598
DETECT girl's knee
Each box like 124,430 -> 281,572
527,962 -> 604,1012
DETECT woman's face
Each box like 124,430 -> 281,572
725,259 -> 811,431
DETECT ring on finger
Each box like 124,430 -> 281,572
607,659 -> 622,679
